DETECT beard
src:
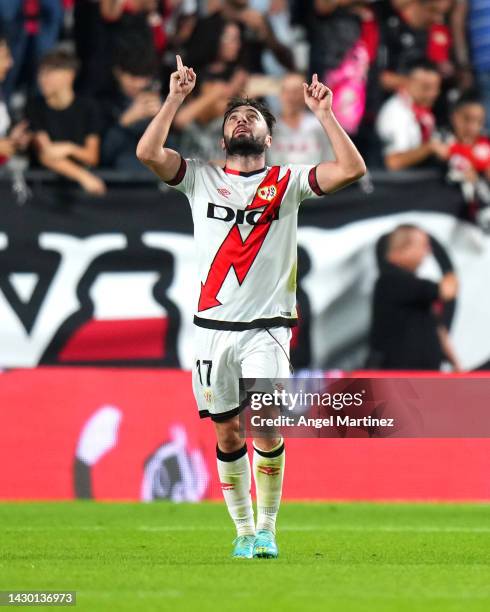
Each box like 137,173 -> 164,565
224,133 -> 267,157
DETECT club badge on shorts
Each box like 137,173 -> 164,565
203,388 -> 213,405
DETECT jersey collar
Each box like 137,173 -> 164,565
223,166 -> 266,177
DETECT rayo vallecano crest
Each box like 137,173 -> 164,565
257,184 -> 277,202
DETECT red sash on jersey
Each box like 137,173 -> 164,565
412,103 -> 435,143
449,137 -> 490,174
198,166 -> 291,312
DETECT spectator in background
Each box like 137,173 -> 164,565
452,0 -> 490,131
174,20 -> 248,158
368,224 -> 461,371
100,40 -> 161,170
305,1 -> 379,137
0,0 -> 64,100
248,0 -> 293,76
27,49 -> 106,194
74,0 -> 108,94
100,0 -> 168,57
77,1 -> 197,95
192,20 -> 247,87
164,0 -> 197,51
268,72 -> 334,165
446,93 -> 490,227
379,0 -> 453,94
184,0 -> 294,75
0,33 -> 31,164
75,0 -> 161,96
376,60 -> 449,170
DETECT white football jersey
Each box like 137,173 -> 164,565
167,159 -> 324,330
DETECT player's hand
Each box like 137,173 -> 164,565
439,272 -> 458,301
452,360 -> 464,373
10,120 -> 31,149
0,137 -> 16,158
123,92 -> 162,124
169,54 -> 196,100
237,9 -> 269,41
303,74 -> 333,115
462,166 -> 479,184
79,171 -> 107,196
430,139 -> 450,161
139,91 -> 162,116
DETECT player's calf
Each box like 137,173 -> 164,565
252,437 -> 285,534
215,415 -> 256,551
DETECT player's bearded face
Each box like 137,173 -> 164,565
223,132 -> 267,156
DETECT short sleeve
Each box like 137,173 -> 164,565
165,158 -> 203,199
288,164 -> 326,203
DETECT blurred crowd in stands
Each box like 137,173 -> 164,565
0,0 -> 489,201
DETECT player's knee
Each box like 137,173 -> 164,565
214,418 -> 242,453
253,436 -> 282,452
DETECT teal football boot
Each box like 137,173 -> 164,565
232,535 -> 255,559
252,530 -> 278,559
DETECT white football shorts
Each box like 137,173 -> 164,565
192,326 -> 292,422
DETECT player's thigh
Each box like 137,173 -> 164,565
240,327 -> 292,380
192,328 -> 243,420
241,328 -> 291,448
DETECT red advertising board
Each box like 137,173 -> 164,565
0,368 -> 489,501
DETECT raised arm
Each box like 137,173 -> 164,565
136,55 -> 196,181
303,74 -> 366,193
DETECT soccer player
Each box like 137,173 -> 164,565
137,55 -> 366,559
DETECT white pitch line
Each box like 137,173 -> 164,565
136,525 -> 490,533
4,525 -> 490,534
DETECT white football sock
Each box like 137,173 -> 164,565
216,444 -> 255,537
253,438 -> 285,534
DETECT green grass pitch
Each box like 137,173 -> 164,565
1,502 -> 490,611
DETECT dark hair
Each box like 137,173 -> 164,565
405,58 -> 440,76
451,89 -> 484,114
222,97 -> 276,135
39,48 -> 80,72
112,36 -> 158,77
186,19 -> 243,69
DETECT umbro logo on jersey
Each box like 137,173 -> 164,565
257,185 -> 277,202
217,188 -> 231,198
